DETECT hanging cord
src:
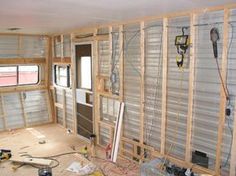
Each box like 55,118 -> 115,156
145,27 -> 163,145
214,57 -> 230,100
221,114 -> 234,169
123,30 -> 142,76
110,25 -> 166,80
221,23 -> 235,169
119,29 -> 141,134
160,69 -> 185,170
225,23 -> 234,105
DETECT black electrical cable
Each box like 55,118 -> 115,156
221,23 -> 235,169
214,56 -> 230,100
221,116 -> 234,168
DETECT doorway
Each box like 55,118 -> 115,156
75,44 -> 93,139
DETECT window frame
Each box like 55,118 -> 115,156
0,65 -> 40,87
80,56 -> 92,90
54,64 -> 71,88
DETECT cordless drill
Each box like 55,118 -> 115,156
0,149 -> 12,161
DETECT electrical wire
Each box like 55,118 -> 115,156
144,26 -> 163,145
90,156 -> 139,176
167,25 -> 190,29
113,28 -> 142,134
123,30 -> 142,76
122,25 -> 164,146
110,31 -> 120,94
18,151 -> 139,175
193,18 -> 235,170
221,23 -> 235,169
157,24 -> 190,170
225,23 -> 234,104
221,115 -> 234,168
214,56 -> 230,100
111,24 -> 166,86
160,70 -> 185,170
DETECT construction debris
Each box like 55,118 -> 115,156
10,156 -> 52,166
67,162 -> 97,175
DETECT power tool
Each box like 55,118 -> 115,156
38,167 -> 52,176
175,27 -> 189,69
0,149 -> 12,161
210,27 -> 220,59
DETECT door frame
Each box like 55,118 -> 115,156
72,41 -> 95,141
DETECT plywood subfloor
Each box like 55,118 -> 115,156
0,124 -> 139,176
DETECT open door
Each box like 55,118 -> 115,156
75,44 -> 93,139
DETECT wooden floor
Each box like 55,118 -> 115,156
0,124 -> 139,176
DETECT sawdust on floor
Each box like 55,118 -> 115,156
0,124 -> 139,176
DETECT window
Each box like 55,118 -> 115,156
54,65 -> 70,87
0,65 -> 39,87
0,66 -> 17,86
19,66 -> 39,85
80,56 -> 92,90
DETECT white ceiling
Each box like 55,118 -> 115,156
0,0 -> 234,34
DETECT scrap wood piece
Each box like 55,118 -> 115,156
111,102 -> 125,162
19,146 -> 30,150
10,156 -> 52,166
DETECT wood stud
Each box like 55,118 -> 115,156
109,26 -> 113,94
0,94 -> 7,130
118,25 -> 125,156
62,89 -> 66,127
140,21 -> 145,145
94,28 -> 101,144
161,18 -> 168,155
19,92 -> 27,127
70,33 -> 78,133
215,8 -> 229,174
60,35 -> 64,59
185,13 -> 196,162
119,25 -> 124,102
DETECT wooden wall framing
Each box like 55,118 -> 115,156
51,3 -> 236,176
1,2 -> 235,176
0,34 -> 50,93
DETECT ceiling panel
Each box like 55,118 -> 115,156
0,0 -> 234,34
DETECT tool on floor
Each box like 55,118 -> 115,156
38,167 -> 52,176
12,163 -> 25,172
89,171 -> 104,176
175,27 -> 189,69
0,149 -> 12,161
11,156 -> 52,166
90,134 -> 96,157
80,146 -> 88,159
39,139 -> 46,144
105,144 -> 112,159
